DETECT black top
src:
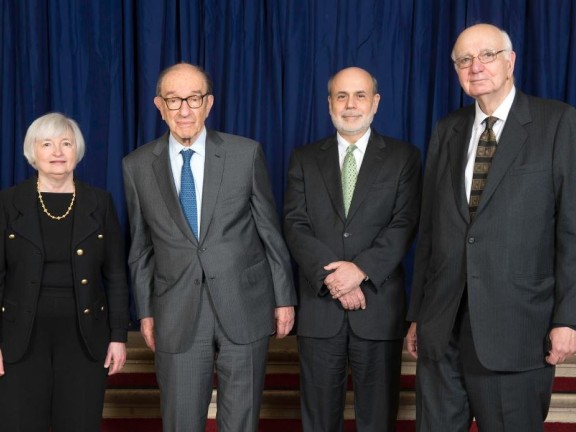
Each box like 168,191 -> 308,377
38,193 -> 75,291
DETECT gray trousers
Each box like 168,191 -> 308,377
416,303 -> 555,432
155,284 -> 270,432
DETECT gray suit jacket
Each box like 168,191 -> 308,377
408,91 -> 576,372
122,131 -> 296,353
284,130 -> 421,340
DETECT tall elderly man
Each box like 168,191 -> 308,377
123,63 -> 296,432
406,24 -> 576,432
284,67 -> 421,431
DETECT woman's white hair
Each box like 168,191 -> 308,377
23,112 -> 85,168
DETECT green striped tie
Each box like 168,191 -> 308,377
342,144 -> 358,216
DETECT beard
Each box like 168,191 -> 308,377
330,111 -> 374,138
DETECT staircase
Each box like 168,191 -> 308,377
102,333 -> 576,432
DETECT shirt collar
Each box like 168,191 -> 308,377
337,128 -> 371,155
169,127 -> 207,160
474,86 -> 516,129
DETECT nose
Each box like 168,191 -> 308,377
178,100 -> 192,116
470,56 -> 484,73
345,96 -> 356,109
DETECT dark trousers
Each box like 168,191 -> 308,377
298,317 -> 403,432
416,303 -> 555,432
155,284 -> 269,432
0,294 -> 108,432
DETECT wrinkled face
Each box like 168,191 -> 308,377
453,24 -> 515,102
328,68 -> 380,143
154,65 -> 214,146
34,132 -> 77,178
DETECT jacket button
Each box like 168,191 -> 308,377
8,234 -> 15,239
343,232 -> 351,238
100,306 -> 105,311
81,279 -> 89,285
468,237 -> 475,244
1,306 -> 5,312
76,249 -> 84,256
83,308 -> 91,315
97,234 -> 104,239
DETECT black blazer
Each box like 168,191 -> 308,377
408,91 -> 576,371
284,130 -> 421,340
0,177 -> 129,363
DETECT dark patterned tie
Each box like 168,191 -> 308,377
180,149 -> 199,239
469,116 -> 498,220
342,144 -> 358,216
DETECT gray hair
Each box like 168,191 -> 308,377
155,62 -> 214,96
23,112 -> 85,169
327,70 -> 379,96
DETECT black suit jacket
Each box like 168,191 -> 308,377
0,177 -> 129,363
408,91 -> 576,371
284,130 -> 421,340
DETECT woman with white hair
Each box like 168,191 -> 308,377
0,112 -> 129,431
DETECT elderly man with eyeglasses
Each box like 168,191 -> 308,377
406,23 -> 576,432
122,62 -> 296,432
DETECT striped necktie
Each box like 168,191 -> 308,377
469,116 -> 498,220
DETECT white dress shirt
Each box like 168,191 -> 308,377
465,87 -> 516,201
169,128 -> 206,232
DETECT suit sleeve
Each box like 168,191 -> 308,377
0,195 -> 6,345
552,106 -> 576,326
249,145 -> 297,307
101,193 -> 130,342
407,127 -> 440,322
283,149 -> 340,293
122,158 -> 156,319
352,146 -> 422,288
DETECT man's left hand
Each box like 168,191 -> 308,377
324,261 -> 366,298
275,306 -> 295,339
546,326 -> 576,365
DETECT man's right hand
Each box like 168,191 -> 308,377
0,348 -> 4,376
140,317 -> 156,352
406,322 -> 418,359
337,287 -> 366,310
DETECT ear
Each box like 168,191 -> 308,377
372,93 -> 381,113
153,96 -> 164,118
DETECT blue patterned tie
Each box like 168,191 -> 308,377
180,149 -> 199,239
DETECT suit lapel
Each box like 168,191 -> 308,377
346,132 -> 387,221
71,181 -> 99,248
12,178 -> 43,251
475,92 -> 530,216
448,113 -> 474,223
199,131 -> 225,243
151,135 -> 198,244
316,137 -> 345,223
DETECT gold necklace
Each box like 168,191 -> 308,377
37,179 -> 76,220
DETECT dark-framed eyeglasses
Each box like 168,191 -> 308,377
453,49 -> 508,69
161,93 -> 210,110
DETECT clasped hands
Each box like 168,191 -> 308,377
324,261 -> 366,311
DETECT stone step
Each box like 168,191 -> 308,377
104,333 -> 576,423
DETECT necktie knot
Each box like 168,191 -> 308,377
346,144 -> 357,155
181,148 -> 193,163
485,116 -> 497,131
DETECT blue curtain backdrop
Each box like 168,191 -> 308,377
2,0 -> 576,292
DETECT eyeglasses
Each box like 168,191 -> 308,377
453,49 -> 508,69
161,93 -> 210,110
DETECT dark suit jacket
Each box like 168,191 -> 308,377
284,130 -> 421,340
122,131 -> 296,353
0,177 -> 129,363
408,91 -> 576,372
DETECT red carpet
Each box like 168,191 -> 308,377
102,419 -> 576,432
